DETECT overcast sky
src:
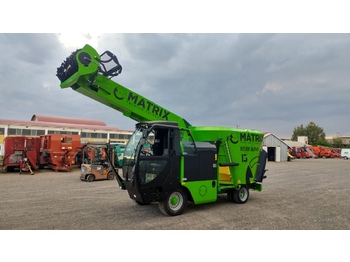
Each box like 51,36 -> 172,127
0,2 -> 347,255
0,33 -> 349,138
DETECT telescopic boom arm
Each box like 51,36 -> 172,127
56,44 -> 191,129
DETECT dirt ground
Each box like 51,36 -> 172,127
0,158 -> 349,230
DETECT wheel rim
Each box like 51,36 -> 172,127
238,188 -> 248,202
168,192 -> 183,211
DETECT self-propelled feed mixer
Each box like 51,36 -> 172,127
56,44 -> 267,216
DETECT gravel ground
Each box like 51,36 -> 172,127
0,158 -> 349,230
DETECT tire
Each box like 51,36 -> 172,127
158,187 -> 188,216
87,174 -> 95,182
227,189 -> 234,202
344,157 -> 348,160
232,186 -> 249,204
107,171 -> 114,180
133,200 -> 149,206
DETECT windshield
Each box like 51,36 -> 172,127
123,128 -> 144,181
124,129 -> 142,158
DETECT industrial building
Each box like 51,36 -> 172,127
0,116 -> 295,162
0,114 -> 134,156
263,133 -> 289,162
326,135 -> 350,147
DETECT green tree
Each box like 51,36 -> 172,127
291,124 -> 305,141
291,122 -> 326,146
332,136 -> 343,148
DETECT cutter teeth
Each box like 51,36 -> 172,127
56,49 -> 80,82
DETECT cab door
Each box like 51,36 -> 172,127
135,127 -> 181,203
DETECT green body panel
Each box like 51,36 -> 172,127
190,126 -> 264,192
249,183 -> 262,192
182,180 -> 217,204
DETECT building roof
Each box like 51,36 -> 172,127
0,114 -> 133,132
283,140 -> 308,148
263,133 -> 290,148
31,114 -> 106,126
0,118 -> 124,132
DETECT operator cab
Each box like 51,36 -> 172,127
122,121 -> 217,208
122,121 -> 183,204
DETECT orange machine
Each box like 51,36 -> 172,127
39,134 -> 81,171
3,136 -> 41,173
330,148 -> 341,158
309,146 -> 333,158
79,142 -> 116,182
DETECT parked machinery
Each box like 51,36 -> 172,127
3,136 -> 40,173
39,134 -> 81,171
111,143 -> 126,168
80,142 -> 116,182
331,148 -> 341,158
293,146 -> 311,159
308,146 -> 340,159
57,44 -> 267,216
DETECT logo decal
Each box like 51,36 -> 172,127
113,87 -> 125,100
229,134 -> 239,144
199,185 -> 207,196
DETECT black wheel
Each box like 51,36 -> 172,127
133,200 -> 149,206
227,189 -> 234,202
107,171 -> 114,180
158,187 -> 188,216
344,156 -> 348,160
232,186 -> 249,204
87,174 -> 94,182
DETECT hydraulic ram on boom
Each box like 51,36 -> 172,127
57,44 -> 267,216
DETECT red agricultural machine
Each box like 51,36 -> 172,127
293,146 -> 312,159
2,134 -> 81,173
3,136 -> 41,174
330,148 -> 341,158
39,134 -> 81,171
